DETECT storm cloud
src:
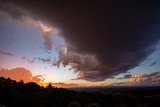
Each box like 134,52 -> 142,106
1,1 -> 160,81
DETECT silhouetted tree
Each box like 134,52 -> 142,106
0,77 -> 160,107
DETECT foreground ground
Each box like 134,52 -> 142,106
0,77 -> 160,107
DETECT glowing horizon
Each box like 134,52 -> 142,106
0,3 -> 160,88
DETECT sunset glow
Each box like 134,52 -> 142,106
0,1 -> 160,88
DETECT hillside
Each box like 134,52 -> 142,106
0,77 -> 160,107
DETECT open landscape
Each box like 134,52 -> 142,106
0,1 -> 160,107
0,77 -> 160,107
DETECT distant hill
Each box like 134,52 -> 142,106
0,77 -> 160,107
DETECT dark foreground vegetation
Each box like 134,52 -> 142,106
0,77 -> 160,107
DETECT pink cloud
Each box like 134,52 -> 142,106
130,72 -> 160,86
0,67 -> 32,82
0,67 -> 44,84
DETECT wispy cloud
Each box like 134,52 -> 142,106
49,82 -> 79,88
32,75 -> 44,83
149,60 -> 158,67
117,74 -> 132,79
0,50 -> 13,56
108,82 -> 130,87
39,21 -> 53,50
22,57 -> 35,63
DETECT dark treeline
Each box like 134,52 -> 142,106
0,77 -> 160,107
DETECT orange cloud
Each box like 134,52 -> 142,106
0,68 -> 32,82
130,72 -> 160,86
0,67 -> 44,84
49,82 -> 79,88
0,67 -> 79,88
32,75 -> 44,83
130,75 -> 146,83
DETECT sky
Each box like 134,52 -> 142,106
0,1 -> 160,88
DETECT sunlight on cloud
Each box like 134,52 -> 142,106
39,21 -> 52,32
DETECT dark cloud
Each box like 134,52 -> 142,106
34,57 -> 52,64
118,74 -> 132,79
2,1 -> 160,81
0,1 -> 26,21
22,56 -> 58,69
147,72 -> 160,77
0,50 -> 13,56
57,49 -> 99,72
22,56 -> 54,65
